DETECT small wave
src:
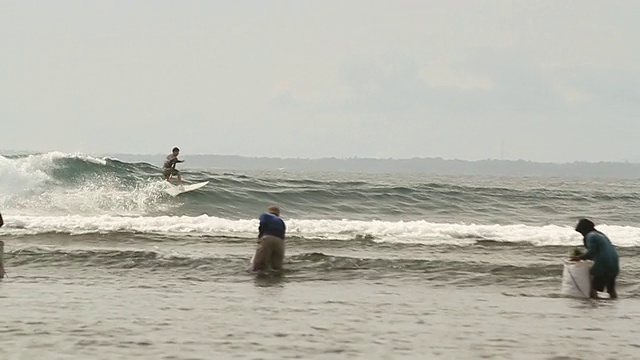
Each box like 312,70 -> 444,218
2,215 -> 640,247
6,247 -> 239,271
1,247 -> 566,285
4,247 -> 639,293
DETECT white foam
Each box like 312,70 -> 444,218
0,154 -> 53,193
0,151 -> 106,172
0,152 -> 168,216
2,180 -> 171,217
0,152 -> 106,192
1,215 -> 638,247
36,151 -> 107,165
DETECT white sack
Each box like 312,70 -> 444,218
561,260 -> 593,298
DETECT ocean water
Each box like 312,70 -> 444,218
1,152 -> 639,359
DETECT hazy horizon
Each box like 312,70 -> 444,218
4,147 -> 640,165
3,148 -> 640,165
2,1 -> 639,163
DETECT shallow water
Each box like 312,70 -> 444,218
2,268 -> 639,360
1,234 -> 639,359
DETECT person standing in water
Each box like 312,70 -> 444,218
571,218 -> 619,299
163,147 -> 184,186
251,205 -> 286,271
0,211 -> 5,279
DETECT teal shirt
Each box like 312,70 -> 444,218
580,231 -> 619,277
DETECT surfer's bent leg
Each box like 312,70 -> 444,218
163,168 -> 181,185
171,169 -> 182,185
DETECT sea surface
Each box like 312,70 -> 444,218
1,152 -> 639,359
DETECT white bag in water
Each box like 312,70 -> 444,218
248,253 -> 255,271
561,260 -> 593,298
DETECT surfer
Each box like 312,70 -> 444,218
0,211 -> 3,228
163,147 -> 184,186
251,205 -> 286,271
570,219 -> 619,299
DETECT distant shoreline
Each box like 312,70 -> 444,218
3,150 -> 640,178
107,153 -> 640,178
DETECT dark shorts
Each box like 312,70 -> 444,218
592,274 -> 616,293
163,168 -> 179,178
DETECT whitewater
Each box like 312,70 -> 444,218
2,152 -> 640,246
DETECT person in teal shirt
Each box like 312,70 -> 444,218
571,218 -> 619,299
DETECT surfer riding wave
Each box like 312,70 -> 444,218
163,147 -> 184,186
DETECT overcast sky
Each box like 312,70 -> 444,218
1,1 -> 639,162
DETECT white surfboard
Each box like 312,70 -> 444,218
164,181 -> 209,197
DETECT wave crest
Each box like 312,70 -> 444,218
2,215 -> 639,247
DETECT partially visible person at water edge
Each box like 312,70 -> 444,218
0,211 -> 4,279
252,206 -> 286,271
163,147 -> 184,186
571,218 -> 619,299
